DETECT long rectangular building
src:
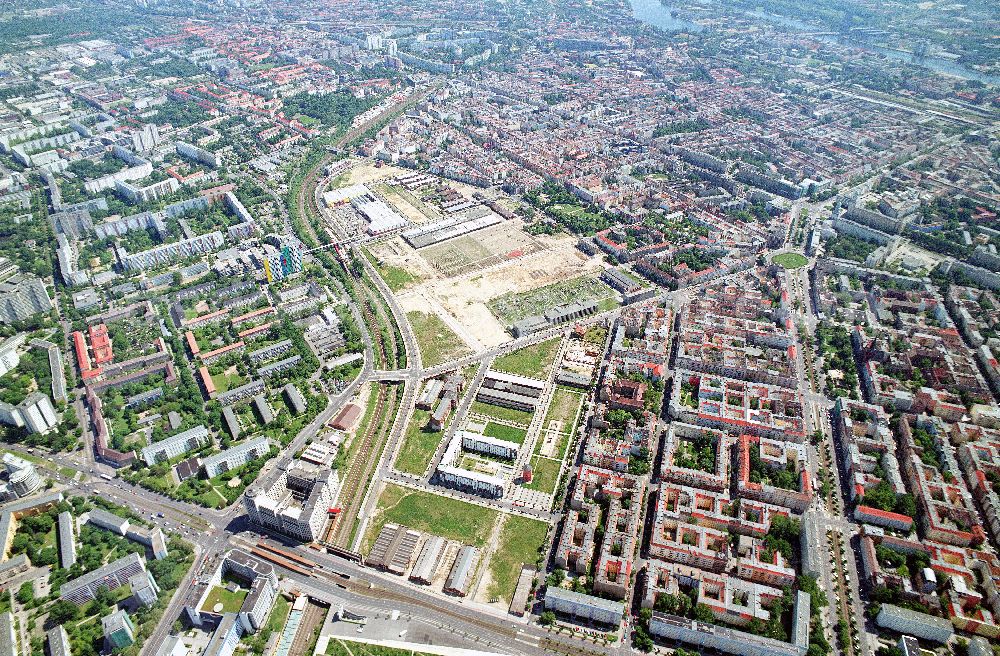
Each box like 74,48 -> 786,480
60,553 -> 146,605
58,511 -> 76,568
476,370 -> 546,412
141,425 -> 209,465
0,612 -> 14,656
202,437 -> 270,478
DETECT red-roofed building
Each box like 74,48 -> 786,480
89,323 -> 113,364
331,404 -> 362,431
185,331 -> 200,356
198,366 -> 216,398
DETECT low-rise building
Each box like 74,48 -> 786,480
444,545 -> 478,596
544,587 -> 624,626
875,604 -> 953,643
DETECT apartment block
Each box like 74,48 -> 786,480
60,552 -> 147,605
669,371 -> 804,442
141,425 -> 209,465
543,586 -> 624,627
202,437 -> 270,478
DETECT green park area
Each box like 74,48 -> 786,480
482,421 -> 528,445
492,337 -> 562,379
772,252 -> 809,269
406,311 -> 471,368
537,387 -> 584,458
364,485 -> 498,553
525,455 -> 562,495
394,409 -> 443,476
486,515 -> 548,603
327,639 -> 435,656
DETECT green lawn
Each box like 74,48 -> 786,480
493,337 -> 562,378
201,585 -> 247,613
482,421 -> 528,445
394,409 -> 443,475
542,388 -> 584,434
212,372 -> 245,393
406,311 -> 471,368
327,639 -> 436,656
772,252 -> 809,269
487,515 -> 548,603
525,455 -> 562,495
364,249 -> 419,292
364,484 -> 498,554
470,400 -> 533,426
269,594 -> 291,630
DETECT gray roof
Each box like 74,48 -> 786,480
0,491 -> 62,516
60,552 -> 143,598
58,511 -> 76,568
203,614 -> 242,656
46,626 -> 71,656
253,395 -> 274,425
0,554 -> 28,575
87,507 -> 129,533
545,586 -> 625,614
283,384 -> 305,414
444,545 -> 478,594
0,612 -> 14,656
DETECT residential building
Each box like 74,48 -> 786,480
103,610 -> 136,649
0,613 -> 14,656
0,392 -> 59,434
202,437 -> 270,478
875,605 -> 953,643
60,552 -> 147,605
203,614 -> 243,656
129,570 -> 161,607
58,511 -> 76,568
141,425 -> 210,465
544,587 -> 624,626
46,626 -> 71,656
0,273 -> 52,324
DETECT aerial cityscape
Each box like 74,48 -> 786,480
0,0 -> 996,656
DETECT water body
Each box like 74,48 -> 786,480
629,0 -> 998,84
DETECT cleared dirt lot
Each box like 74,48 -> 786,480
401,235 -> 605,348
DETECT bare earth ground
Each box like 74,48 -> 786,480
400,234 -> 604,349
368,237 -> 437,280
356,165 -> 607,350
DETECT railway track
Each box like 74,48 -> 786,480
327,380 -> 390,547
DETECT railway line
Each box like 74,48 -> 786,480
324,276 -> 400,548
